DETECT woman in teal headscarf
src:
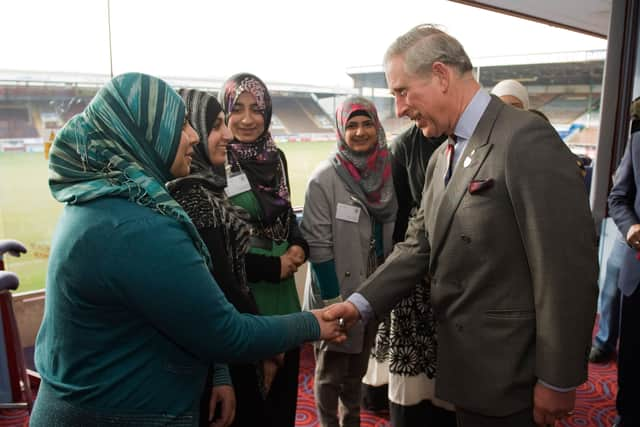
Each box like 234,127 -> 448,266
31,73 -> 343,426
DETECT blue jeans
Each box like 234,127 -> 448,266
593,232 -> 624,354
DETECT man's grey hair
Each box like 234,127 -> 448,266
384,24 -> 473,77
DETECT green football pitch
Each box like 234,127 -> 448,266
0,140 -> 335,292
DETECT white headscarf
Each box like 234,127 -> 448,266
491,79 -> 530,110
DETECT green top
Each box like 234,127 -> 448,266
230,190 -> 300,315
34,198 -> 319,424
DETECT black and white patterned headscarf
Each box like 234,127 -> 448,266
167,89 -> 252,288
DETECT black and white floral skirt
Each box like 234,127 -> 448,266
362,279 -> 452,408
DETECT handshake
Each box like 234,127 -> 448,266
310,301 -> 362,343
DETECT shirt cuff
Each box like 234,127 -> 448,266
347,293 -> 373,323
537,379 -> 576,392
213,364 -> 232,386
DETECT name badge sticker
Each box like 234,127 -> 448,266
225,172 -> 252,197
336,203 -> 361,223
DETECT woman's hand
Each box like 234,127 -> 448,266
208,385 -> 236,427
263,359 -> 279,395
280,254 -> 298,279
286,245 -> 306,266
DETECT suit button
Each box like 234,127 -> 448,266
461,235 -> 471,243
345,271 -> 351,277
455,323 -> 463,332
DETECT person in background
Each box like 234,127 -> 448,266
301,96 -> 396,427
490,79 -> 529,110
167,88 -> 270,426
325,24 -> 598,426
31,73 -> 344,427
588,227 -> 624,364
365,124 -> 455,427
606,96 -> 640,427
219,73 -> 308,427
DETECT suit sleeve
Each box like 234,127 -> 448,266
609,133 -> 640,238
506,120 -> 598,388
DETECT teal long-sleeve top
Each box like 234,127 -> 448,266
34,197 -> 319,425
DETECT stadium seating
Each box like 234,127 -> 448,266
537,93 -> 599,124
0,106 -> 38,140
272,96 -> 330,134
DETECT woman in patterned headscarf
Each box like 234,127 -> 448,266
31,73 -> 344,426
301,96 -> 396,427
167,89 -> 270,427
219,73 -> 309,427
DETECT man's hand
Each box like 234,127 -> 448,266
626,224 -> 640,249
533,382 -> 575,426
322,301 -> 361,330
208,385 -> 236,427
310,308 -> 347,342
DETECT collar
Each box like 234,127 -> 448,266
453,88 -> 491,142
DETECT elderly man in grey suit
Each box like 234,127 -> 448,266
325,24 -> 598,426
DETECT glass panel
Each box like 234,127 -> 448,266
0,0 -> 609,291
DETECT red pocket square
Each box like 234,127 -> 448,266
468,178 -> 494,194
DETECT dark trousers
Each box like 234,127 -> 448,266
390,400 -> 456,427
616,286 -> 640,426
263,347 -> 300,427
201,362 -> 266,427
229,363 -> 265,427
456,407 -> 536,427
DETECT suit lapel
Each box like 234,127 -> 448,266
428,97 -> 504,269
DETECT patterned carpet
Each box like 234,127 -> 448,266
0,343 -> 618,427
295,343 -> 618,427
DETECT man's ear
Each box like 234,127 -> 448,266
432,62 -> 450,92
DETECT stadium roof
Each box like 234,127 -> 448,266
347,50 -> 605,90
0,70 -> 355,97
450,0 -> 610,39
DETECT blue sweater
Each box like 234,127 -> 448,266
32,198 -> 319,425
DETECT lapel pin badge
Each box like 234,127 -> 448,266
463,156 -> 472,168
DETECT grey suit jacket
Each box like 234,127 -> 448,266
357,97 -> 598,416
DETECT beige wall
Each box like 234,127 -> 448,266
12,290 -> 45,348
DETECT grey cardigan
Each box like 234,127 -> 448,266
301,160 -> 394,353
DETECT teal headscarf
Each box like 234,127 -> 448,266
48,72 -> 212,268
